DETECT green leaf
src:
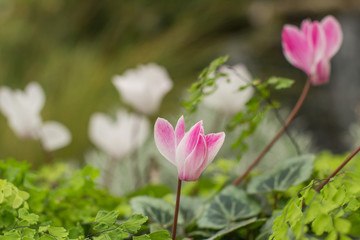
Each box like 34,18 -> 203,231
122,214 -> 148,234
268,77 -> 294,89
247,155 -> 314,193
334,218 -> 351,234
39,235 -> 58,240
133,235 -> 150,240
206,218 -> 261,240
130,196 -> 180,227
133,230 -> 171,240
18,208 -> 39,225
48,226 -> 69,239
12,193 -> 24,208
106,228 -> 129,239
148,230 -> 171,240
197,186 -> 261,229
93,210 -> 119,231
255,213 -> 281,240
312,214 -> 333,235
18,190 -> 30,201
2,183 -> 12,197
0,230 -> 21,240
39,225 -> 50,233
21,228 -> 36,240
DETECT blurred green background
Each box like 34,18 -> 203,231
0,0 -> 359,164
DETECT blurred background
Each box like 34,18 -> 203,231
0,0 -> 359,165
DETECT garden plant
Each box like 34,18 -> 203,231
0,14 -> 359,240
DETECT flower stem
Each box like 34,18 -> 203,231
315,145 -> 360,192
172,178 -> 182,240
233,78 -> 311,186
39,141 -> 53,164
104,156 -> 117,190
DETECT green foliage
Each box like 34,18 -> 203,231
227,76 -> 294,155
132,230 -> 171,240
247,155 -> 314,193
2,149 -> 360,240
0,159 -> 171,240
182,55 -> 229,114
271,170 -> 360,240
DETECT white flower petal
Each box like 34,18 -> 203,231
112,63 -> 173,115
203,64 -> 254,115
25,82 -> 45,114
39,121 -> 71,151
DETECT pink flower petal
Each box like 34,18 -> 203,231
205,132 -> 226,165
179,135 -> 207,181
309,21 -> 326,68
175,115 -> 185,146
301,19 -> 312,33
282,25 -> 312,75
321,15 -> 343,59
154,118 -> 176,165
312,60 -> 330,85
175,121 -> 203,167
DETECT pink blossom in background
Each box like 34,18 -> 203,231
282,15 -> 343,85
154,116 -> 225,181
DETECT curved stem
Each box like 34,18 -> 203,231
233,78 -> 311,186
315,145 -> 360,192
172,178 -> 182,240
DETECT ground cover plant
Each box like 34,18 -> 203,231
0,14 -> 359,240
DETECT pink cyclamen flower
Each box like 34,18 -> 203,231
154,116 -> 225,181
282,15 -> 343,85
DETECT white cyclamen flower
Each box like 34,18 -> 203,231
203,64 -> 254,115
89,110 -> 150,159
0,82 -> 72,151
0,82 -> 44,138
112,63 -> 173,115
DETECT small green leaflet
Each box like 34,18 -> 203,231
247,155 -> 314,193
197,186 -> 261,229
122,214 -> 148,233
268,77 -> 295,89
18,208 -> 39,225
93,210 -> 119,232
133,230 -> 171,240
